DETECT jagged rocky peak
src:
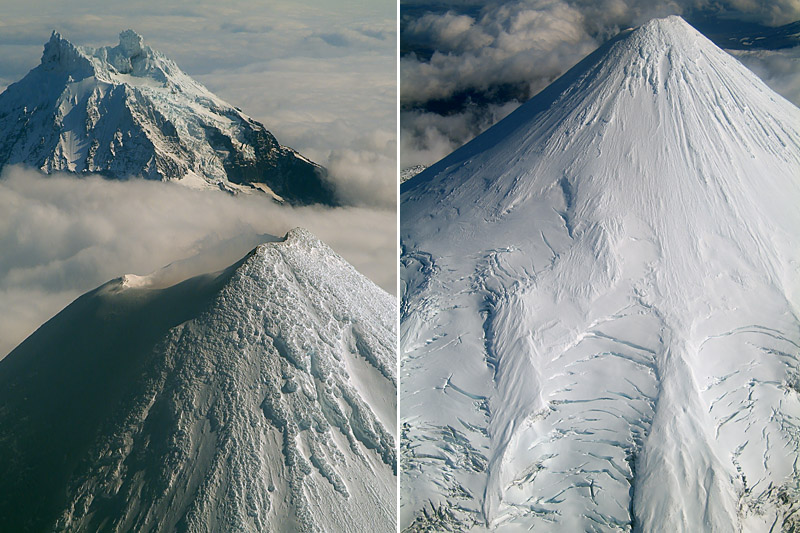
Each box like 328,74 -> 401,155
41,31 -> 93,75
104,30 -> 151,73
89,30 -> 173,82
40,30 -> 162,80
118,28 -> 144,55
0,30 -> 338,206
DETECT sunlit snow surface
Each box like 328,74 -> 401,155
400,16 -> 800,532
0,228 -> 396,532
0,31 -> 335,205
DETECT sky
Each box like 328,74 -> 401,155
0,0 -> 397,357
400,0 -> 800,167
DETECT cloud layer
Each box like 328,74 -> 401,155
401,0 -> 800,167
0,167 -> 396,358
402,0 -> 596,107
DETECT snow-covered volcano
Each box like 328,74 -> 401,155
401,16 -> 800,532
0,31 -> 336,205
0,228 -> 396,532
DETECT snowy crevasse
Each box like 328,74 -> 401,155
400,16 -> 800,532
0,228 -> 396,532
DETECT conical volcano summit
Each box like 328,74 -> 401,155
0,228 -> 396,532
0,31 -> 336,205
401,16 -> 800,532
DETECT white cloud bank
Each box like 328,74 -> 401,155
0,167 -> 396,358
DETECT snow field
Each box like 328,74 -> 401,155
0,228 -> 397,532
401,16 -> 800,532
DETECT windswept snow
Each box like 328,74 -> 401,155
400,16 -> 800,532
0,228 -> 396,532
0,31 -> 336,206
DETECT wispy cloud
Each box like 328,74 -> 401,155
401,101 -> 519,167
0,167 -> 397,358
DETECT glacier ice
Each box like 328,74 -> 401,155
400,16 -> 800,532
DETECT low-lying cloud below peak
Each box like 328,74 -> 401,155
0,166 -> 396,358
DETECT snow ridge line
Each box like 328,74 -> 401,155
471,249 -> 541,526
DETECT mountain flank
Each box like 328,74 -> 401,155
401,16 -> 800,532
0,31 -> 337,206
0,228 -> 396,532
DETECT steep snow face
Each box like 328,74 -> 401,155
0,228 -> 396,532
0,31 -> 336,206
401,16 -> 800,532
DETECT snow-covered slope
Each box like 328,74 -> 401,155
0,31 -> 336,205
0,228 -> 395,532
401,16 -> 800,532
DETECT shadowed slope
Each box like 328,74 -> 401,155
0,228 -> 396,532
